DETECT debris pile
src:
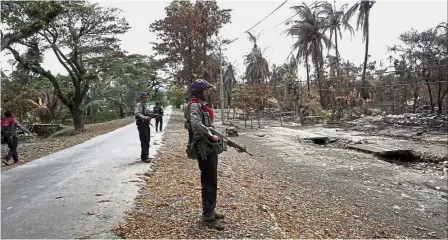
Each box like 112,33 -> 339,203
383,113 -> 448,128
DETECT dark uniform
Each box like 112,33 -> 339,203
153,102 -> 164,132
134,93 -> 152,162
186,79 -> 225,230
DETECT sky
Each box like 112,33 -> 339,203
1,0 -> 447,82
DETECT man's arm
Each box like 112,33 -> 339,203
190,103 -> 212,139
15,120 -> 31,133
134,103 -> 146,119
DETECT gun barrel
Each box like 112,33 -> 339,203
209,127 -> 252,156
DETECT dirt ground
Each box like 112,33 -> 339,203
1,117 -> 135,171
115,109 -> 447,239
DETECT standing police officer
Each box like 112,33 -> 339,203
134,92 -> 152,163
186,79 -> 225,230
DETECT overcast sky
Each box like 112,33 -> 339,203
1,0 -> 447,81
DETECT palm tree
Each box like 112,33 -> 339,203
344,0 -> 375,100
321,1 -> 354,76
244,31 -> 270,84
286,2 -> 332,106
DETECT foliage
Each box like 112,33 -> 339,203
26,91 -> 59,123
91,54 -> 164,118
243,32 -> 270,84
149,0 -> 231,92
167,84 -> 187,108
4,1 -> 130,131
344,0 -> 376,99
232,84 -> 269,113
1,1 -> 67,51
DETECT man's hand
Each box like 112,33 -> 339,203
209,135 -> 219,143
144,116 -> 152,121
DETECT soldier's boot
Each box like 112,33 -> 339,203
141,156 -> 152,163
214,211 -> 225,219
202,215 -> 224,231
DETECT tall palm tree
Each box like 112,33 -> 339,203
244,31 -> 270,84
344,0 -> 375,100
286,2 -> 332,106
321,1 -> 354,76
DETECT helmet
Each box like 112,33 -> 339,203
138,92 -> 149,98
191,79 -> 212,95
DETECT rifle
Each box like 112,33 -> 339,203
208,127 -> 253,156
133,113 -> 163,127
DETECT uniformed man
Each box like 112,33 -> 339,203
1,110 -> 32,166
185,79 -> 225,230
153,102 -> 164,132
134,92 -> 152,163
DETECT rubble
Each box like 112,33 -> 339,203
383,113 -> 448,128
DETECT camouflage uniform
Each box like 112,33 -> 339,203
134,95 -> 152,161
187,98 -> 224,227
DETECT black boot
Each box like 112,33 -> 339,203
214,211 -> 225,219
141,156 -> 152,163
202,216 -> 224,230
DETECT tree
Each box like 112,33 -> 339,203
243,32 -> 270,84
167,84 -> 187,109
344,0 -> 376,100
287,2 -> 332,107
150,0 -> 231,95
1,1 -> 66,51
321,1 -> 354,76
391,27 -> 448,114
27,91 -> 59,123
93,55 -> 164,118
6,1 -> 129,131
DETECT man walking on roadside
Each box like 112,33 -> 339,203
134,92 -> 153,163
1,110 -> 32,166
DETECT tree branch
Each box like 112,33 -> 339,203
7,46 -> 69,106
1,4 -> 65,51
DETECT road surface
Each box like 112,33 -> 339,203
1,107 -> 172,239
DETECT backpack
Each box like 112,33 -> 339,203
1,118 -> 14,135
184,102 -> 201,159
1,118 -> 14,145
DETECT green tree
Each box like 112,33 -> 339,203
6,1 -> 129,131
1,1 -> 66,51
167,84 -> 187,108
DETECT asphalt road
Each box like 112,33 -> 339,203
1,107 -> 172,239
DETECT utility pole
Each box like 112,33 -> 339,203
219,46 -> 225,125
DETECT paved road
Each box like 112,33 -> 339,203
1,107 -> 172,239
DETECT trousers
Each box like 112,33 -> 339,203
197,151 -> 218,217
137,123 -> 150,159
155,117 -> 163,131
4,135 -> 19,163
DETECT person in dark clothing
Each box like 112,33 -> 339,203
134,92 -> 152,163
185,79 -> 225,230
153,102 -> 164,132
1,111 -> 31,166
